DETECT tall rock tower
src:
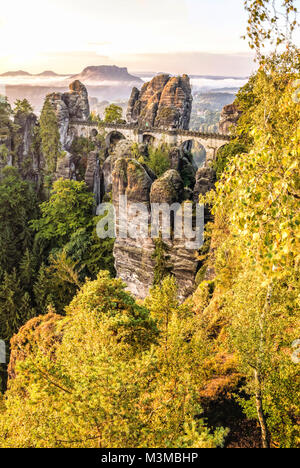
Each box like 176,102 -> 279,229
126,74 -> 193,130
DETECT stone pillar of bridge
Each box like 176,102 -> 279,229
167,132 -> 177,146
137,132 -> 144,144
205,145 -> 218,166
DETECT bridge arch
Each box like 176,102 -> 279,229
180,138 -> 206,168
142,133 -> 156,145
216,142 -> 232,153
105,130 -> 126,148
90,128 -> 98,137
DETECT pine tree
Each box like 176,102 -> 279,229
0,98 -> 13,141
19,249 -> 38,291
152,232 -> 173,286
13,99 -> 33,115
0,270 -> 35,344
0,167 -> 39,275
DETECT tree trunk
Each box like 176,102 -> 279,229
254,369 -> 269,448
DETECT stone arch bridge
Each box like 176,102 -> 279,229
69,120 -> 232,164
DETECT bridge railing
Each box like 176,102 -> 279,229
70,120 -> 138,130
69,120 -> 232,140
176,129 -> 232,140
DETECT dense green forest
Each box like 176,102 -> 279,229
0,0 -> 299,448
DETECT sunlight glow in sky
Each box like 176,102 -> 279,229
0,0 -> 297,75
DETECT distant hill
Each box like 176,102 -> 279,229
71,66 -> 143,83
36,71 -> 60,77
0,70 -> 31,77
0,70 -> 65,78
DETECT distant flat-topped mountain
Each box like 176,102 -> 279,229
71,66 -> 143,83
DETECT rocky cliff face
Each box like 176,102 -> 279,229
112,153 -> 155,298
14,111 -> 43,185
193,167 -> 216,224
127,74 -> 192,130
0,109 -> 44,186
110,139 -> 207,301
46,80 -> 90,152
44,80 -> 104,194
63,80 -> 90,121
219,103 -> 242,135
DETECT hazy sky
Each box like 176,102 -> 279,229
0,0 -> 296,76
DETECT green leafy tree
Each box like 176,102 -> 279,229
243,0 -> 298,59
34,252 -> 81,315
227,267 -> 299,448
152,233 -> 173,286
204,52 -> 300,447
64,227 -> 115,279
144,277 -> 229,447
147,145 -> 170,177
0,145 -> 9,164
0,269 -> 35,345
0,98 -> 13,141
31,179 -> 95,250
104,104 -> 124,123
31,178 -> 115,303
89,111 -> 102,124
0,273 -> 227,448
19,249 -> 38,291
213,141 -> 248,179
0,167 -> 39,277
70,136 -> 95,157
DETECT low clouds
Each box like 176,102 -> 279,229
112,51 -> 255,76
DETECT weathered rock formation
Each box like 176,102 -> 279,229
150,169 -> 184,205
45,81 -> 104,196
150,170 -> 198,299
63,80 -> 90,121
219,103 -> 242,135
0,108 -> 44,187
193,167 -> 216,202
43,77 -> 195,205
127,74 -> 192,130
46,80 -> 90,152
13,111 -> 43,183
84,151 -> 102,205
110,141 -> 204,301
112,155 -> 155,298
194,166 -> 216,225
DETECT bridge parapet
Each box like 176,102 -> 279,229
176,129 -> 232,140
70,120 -> 138,130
